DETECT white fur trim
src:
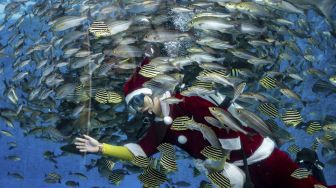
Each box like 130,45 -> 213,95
177,135 -> 187,144
125,88 -> 152,104
219,137 -> 241,150
164,116 -> 173,125
233,137 -> 275,166
124,143 -> 147,157
222,162 -> 246,188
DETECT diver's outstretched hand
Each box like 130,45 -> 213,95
74,134 -> 101,153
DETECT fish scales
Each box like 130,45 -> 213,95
207,171 -> 231,188
160,154 -> 177,172
171,116 -> 190,131
258,103 -> 279,118
306,121 -> 322,135
201,146 -> 225,160
281,109 -> 303,127
157,143 -> 175,156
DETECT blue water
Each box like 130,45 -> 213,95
0,1 -> 336,188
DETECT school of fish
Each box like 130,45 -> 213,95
0,0 -> 336,187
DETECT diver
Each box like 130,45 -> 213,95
74,56 -> 335,188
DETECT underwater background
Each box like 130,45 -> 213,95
0,0 -> 336,187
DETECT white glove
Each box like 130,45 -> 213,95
74,134 -> 101,153
221,162 -> 246,188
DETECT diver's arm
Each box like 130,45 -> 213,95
74,135 -> 133,161
100,143 -> 133,161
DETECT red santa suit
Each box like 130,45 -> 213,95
123,57 -> 334,188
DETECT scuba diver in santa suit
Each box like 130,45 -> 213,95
74,56 -> 335,188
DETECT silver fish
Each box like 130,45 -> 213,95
209,107 -> 248,135
52,15 -> 87,32
231,108 -> 273,138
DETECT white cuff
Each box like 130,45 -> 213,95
124,143 -> 147,157
233,137 -> 275,166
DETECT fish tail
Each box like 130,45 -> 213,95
319,0 -> 336,17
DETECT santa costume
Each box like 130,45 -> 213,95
122,57 -> 334,188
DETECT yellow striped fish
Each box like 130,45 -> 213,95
199,69 -> 228,77
131,156 -> 151,168
107,91 -> 123,104
281,109 -> 303,127
143,167 -> 167,183
290,168 -> 310,179
230,68 -> 240,77
74,84 -> 89,96
306,121 -> 322,135
323,134 -> 334,141
73,84 -> 90,102
201,146 -> 225,161
192,81 -> 214,90
160,154 -> 177,172
94,88 -> 108,104
288,144 -> 300,154
311,139 -> 319,151
259,76 -> 277,89
157,143 -> 175,157
75,83 -> 84,93
89,21 -> 111,38
258,103 -> 279,119
108,172 -> 123,185
139,64 -> 161,78
207,171 -> 231,188
171,116 -> 190,131
103,159 -> 115,171
138,173 -> 160,187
